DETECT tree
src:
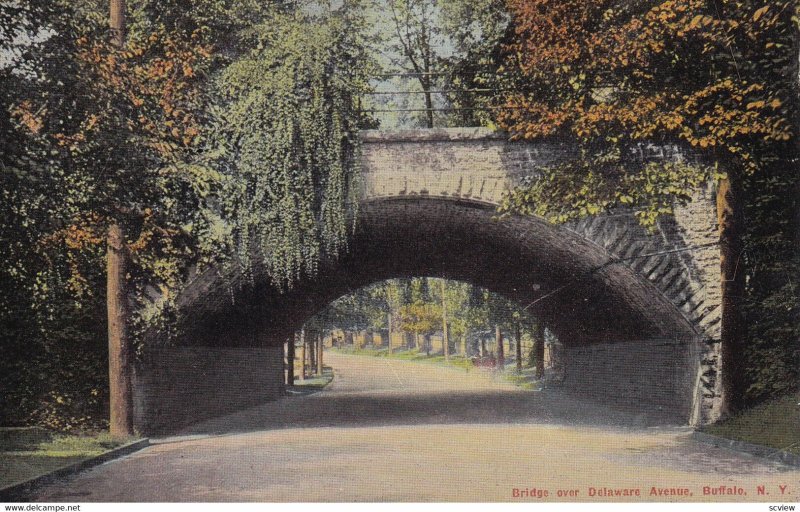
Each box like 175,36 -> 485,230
493,0 -> 798,414
439,279 -> 449,360
398,301 -> 442,355
1,0 -> 219,433
386,0 -> 442,127
376,0 -> 507,128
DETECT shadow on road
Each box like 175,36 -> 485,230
171,388 -> 684,438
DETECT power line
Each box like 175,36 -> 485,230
364,89 -> 495,95
370,72 -> 452,78
361,106 -> 526,113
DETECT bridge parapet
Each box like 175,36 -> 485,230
361,128 -> 571,204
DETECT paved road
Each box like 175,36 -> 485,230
34,352 -> 800,502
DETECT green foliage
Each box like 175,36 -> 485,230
0,0 -> 287,430
398,301 -> 442,336
741,161 -> 800,401
211,7 -> 375,288
499,158 -> 710,229
310,278 -> 544,359
491,0 -> 799,403
364,0 -> 507,128
493,0 -> 797,224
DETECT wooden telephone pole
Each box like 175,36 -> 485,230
107,0 -> 134,440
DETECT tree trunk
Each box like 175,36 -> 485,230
717,176 -> 746,414
308,331 -> 316,374
534,322 -> 545,379
286,336 -> 295,386
441,280 -> 449,360
299,330 -> 306,381
387,313 -> 393,354
316,332 -> 323,376
515,322 -> 522,373
479,337 -> 486,357
107,223 -> 133,439
461,333 -> 467,357
495,324 -> 504,371
423,89 -> 434,129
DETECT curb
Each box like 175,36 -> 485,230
0,438 -> 150,501
691,431 -> 800,468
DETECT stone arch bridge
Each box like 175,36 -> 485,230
134,128 -> 726,434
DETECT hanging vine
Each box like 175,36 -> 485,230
211,7 -> 376,289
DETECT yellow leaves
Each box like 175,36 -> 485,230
64,224 -> 103,250
688,14 -> 713,29
11,100 -> 44,135
747,100 -> 766,110
752,6 -> 769,22
84,114 -> 99,131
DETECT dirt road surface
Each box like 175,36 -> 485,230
32,352 -> 800,502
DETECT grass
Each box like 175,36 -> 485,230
330,345 -> 542,389
702,391 -> 800,455
501,367 -> 541,390
0,431 -> 125,488
289,366 -> 335,394
333,345 -> 475,368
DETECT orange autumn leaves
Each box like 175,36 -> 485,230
13,30 -> 210,158
496,0 -> 794,170
10,27 -> 213,298
70,30 -> 210,156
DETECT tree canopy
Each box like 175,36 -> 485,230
494,0 -> 797,225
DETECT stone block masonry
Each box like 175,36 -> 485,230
133,346 -> 284,435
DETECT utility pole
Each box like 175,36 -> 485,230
110,0 -> 126,47
107,0 -> 133,440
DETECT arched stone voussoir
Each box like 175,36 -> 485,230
135,129 -> 725,433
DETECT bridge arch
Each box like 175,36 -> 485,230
133,129 -> 725,434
